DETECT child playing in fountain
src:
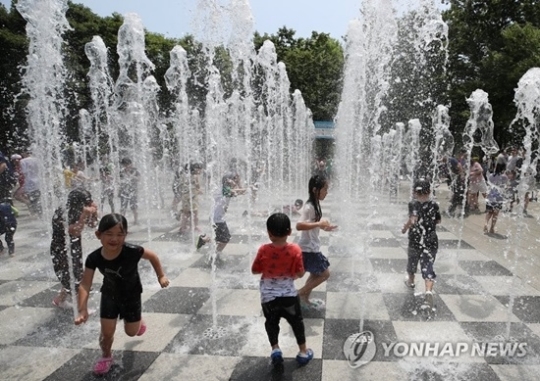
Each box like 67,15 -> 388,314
485,163 -> 508,233
176,162 -> 203,234
50,188 -> 98,307
197,172 -> 247,261
402,179 -> 441,313
119,157 -> 140,225
252,212 -> 313,366
74,213 -> 170,376
296,175 -> 337,310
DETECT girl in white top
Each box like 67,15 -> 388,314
296,175 -> 337,309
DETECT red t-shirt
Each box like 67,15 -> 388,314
252,242 -> 304,279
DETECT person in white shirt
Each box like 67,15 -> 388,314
19,151 -> 42,216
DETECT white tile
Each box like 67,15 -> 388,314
490,364 -> 540,381
474,276 -> 540,296
439,294 -> 520,322
84,313 -> 191,352
197,289 -> 261,317
0,346 -> 80,380
326,292 -> 390,320
0,307 -> 57,345
239,316 -> 324,358
0,280 -> 54,306
322,360 -> 402,381
391,321 -> 484,363
331,256 -> 373,274
368,247 -> 407,259
375,273 -> 417,293
138,353 -> 241,381
172,267 -> 212,288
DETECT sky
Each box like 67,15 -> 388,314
1,0 -> 445,41
72,0 -> 362,40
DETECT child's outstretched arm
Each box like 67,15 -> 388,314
297,218 -> 337,231
401,215 -> 417,234
142,248 -> 170,288
75,267 -> 95,325
69,203 -> 98,236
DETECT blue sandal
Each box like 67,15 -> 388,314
296,348 -> 314,365
271,348 -> 283,365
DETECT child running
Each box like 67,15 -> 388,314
252,212 -> 313,366
402,179 -> 441,313
50,189 -> 98,307
485,163 -> 508,233
74,213 -> 170,375
296,175 -> 337,310
197,172 -> 246,260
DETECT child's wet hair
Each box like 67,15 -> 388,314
413,179 -> 431,195
308,175 -> 326,221
294,199 -> 303,208
67,189 -> 93,209
120,157 -> 132,166
98,213 -> 128,233
267,212 -> 291,237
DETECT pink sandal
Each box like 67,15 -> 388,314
137,321 -> 147,336
93,357 -> 113,375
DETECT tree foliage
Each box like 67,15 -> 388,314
443,0 -> 540,149
254,28 -> 344,121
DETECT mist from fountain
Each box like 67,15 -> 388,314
503,68 -> 540,338
15,0 -> 540,376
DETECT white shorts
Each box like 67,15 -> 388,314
468,180 -> 487,194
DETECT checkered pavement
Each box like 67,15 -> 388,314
1,188 -> 540,381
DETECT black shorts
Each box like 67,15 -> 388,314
213,222 -> 231,243
100,293 -> 142,323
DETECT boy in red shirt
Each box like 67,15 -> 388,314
251,212 -> 314,366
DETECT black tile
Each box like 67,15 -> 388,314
13,310 -> 95,348
383,293 -> 456,322
435,274 -> 485,295
494,296 -> 540,324
322,318 -> 397,362
143,287 -> 210,314
459,261 -> 513,276
326,272 -> 380,293
43,348 -> 159,381
460,321 -> 540,365
229,356 -> 322,381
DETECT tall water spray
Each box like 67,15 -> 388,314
503,68 -> 540,337
16,0 -> 71,214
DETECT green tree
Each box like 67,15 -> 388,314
0,1 -> 28,151
254,28 -> 344,121
443,0 -> 540,148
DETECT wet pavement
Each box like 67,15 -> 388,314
1,182 -> 539,380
